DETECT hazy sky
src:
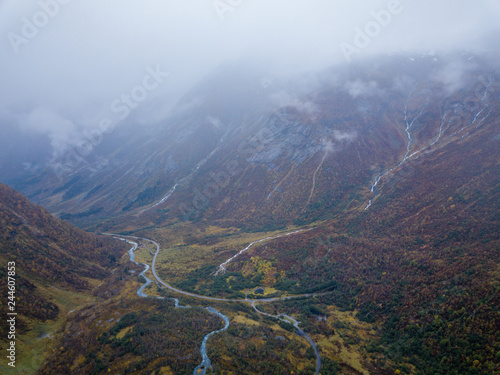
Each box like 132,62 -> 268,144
0,0 -> 499,156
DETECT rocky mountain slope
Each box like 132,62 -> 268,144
12,54 -> 499,234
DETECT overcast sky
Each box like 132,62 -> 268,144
0,0 -> 499,155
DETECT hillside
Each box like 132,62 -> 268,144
211,121 -> 499,374
0,183 -> 127,373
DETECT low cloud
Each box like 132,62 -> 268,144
0,0 -> 498,160
19,107 -> 78,158
432,60 -> 476,94
345,79 -> 379,98
270,91 -> 318,115
333,130 -> 357,143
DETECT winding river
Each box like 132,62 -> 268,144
193,308 -> 230,375
106,233 -> 323,374
251,302 -> 321,375
114,236 -> 230,375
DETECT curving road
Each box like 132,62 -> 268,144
105,233 -> 326,304
251,302 -> 321,375
103,233 -> 324,374
112,236 -> 229,375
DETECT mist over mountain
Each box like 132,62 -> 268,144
1,0 -> 499,175
7,52 -> 498,232
1,1 -> 499,375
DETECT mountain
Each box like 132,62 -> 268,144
3,52 -> 499,374
0,183 -> 127,373
10,54 -> 498,233
228,117 -> 499,374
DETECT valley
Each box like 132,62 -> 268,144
1,53 -> 499,375
109,233 -> 325,374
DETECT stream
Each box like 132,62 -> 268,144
117,237 -> 230,375
108,233 -> 323,374
365,78 -> 495,211
193,308 -> 230,375
364,92 -> 429,210
251,302 -> 321,375
142,131 -> 229,213
215,228 -> 313,275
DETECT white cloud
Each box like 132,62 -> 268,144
432,60 -> 476,94
270,91 -> 318,115
19,107 -> 78,157
345,79 -> 379,98
333,130 -> 357,142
